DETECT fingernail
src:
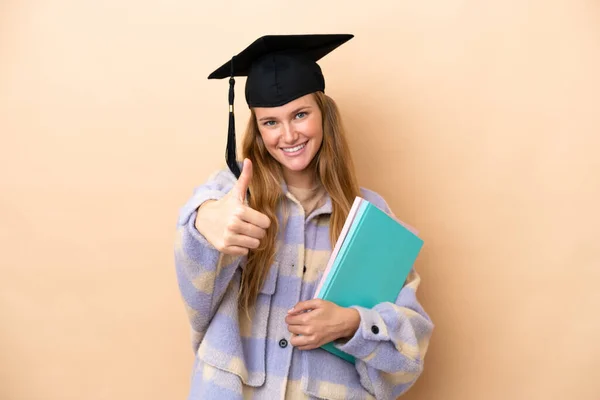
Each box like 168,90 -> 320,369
288,308 -> 294,313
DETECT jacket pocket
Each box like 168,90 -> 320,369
196,262 -> 279,388
302,349 -> 376,400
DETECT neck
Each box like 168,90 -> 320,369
283,166 -> 318,189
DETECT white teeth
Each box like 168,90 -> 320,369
282,143 -> 306,153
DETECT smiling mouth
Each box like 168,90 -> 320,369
281,142 -> 307,153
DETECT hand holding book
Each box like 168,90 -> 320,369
284,299 -> 361,350
312,197 -> 424,363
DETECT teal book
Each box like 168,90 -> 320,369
313,197 -> 424,363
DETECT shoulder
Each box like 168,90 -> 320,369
359,187 -> 393,215
190,162 -> 246,195
176,165 -> 238,226
203,165 -> 239,192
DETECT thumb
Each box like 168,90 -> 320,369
233,158 -> 253,202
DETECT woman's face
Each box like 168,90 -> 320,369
254,93 -> 323,184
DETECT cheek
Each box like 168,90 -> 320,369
307,120 -> 323,143
296,117 -> 322,141
259,129 -> 278,149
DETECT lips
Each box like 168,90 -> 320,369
281,142 -> 307,153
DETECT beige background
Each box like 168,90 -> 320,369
1,0 -> 599,399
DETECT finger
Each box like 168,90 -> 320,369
286,324 -> 311,336
290,334 -> 313,348
239,206 -> 271,230
222,246 -> 249,257
230,219 -> 267,240
288,299 -> 323,314
232,158 -> 253,202
224,233 -> 260,250
285,313 -> 309,326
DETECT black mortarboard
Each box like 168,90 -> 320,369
208,34 -> 354,179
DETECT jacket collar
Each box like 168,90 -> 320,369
281,180 -> 333,220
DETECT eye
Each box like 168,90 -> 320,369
295,111 -> 307,119
263,120 -> 276,127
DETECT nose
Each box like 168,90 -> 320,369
281,122 -> 299,144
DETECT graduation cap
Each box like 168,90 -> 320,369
208,34 -> 354,179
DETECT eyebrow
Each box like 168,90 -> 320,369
258,106 -> 312,122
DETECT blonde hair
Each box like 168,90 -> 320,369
239,91 -> 360,313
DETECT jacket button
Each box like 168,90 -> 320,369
371,325 -> 379,334
279,338 -> 288,348
303,265 -> 307,273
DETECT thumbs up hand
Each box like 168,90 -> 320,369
194,159 -> 271,256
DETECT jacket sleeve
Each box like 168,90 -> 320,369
174,167 -> 245,352
333,269 -> 433,399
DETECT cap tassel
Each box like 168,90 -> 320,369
226,56 -> 241,179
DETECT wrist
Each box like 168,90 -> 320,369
342,308 -> 361,339
195,200 -> 217,232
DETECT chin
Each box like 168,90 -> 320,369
280,158 -> 312,172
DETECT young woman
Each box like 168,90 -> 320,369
174,34 -> 433,400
